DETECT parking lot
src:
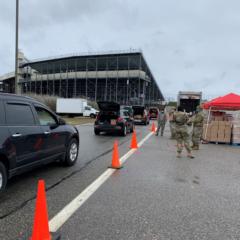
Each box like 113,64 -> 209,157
0,122 -> 151,239
0,121 -> 240,239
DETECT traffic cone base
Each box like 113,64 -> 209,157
130,130 -> 138,149
151,122 -> 156,132
109,141 -> 123,169
108,165 -> 123,169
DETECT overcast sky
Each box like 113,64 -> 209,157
1,0 -> 240,100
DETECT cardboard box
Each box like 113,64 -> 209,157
211,128 -> 218,141
203,124 -> 212,141
214,116 -> 224,121
211,121 -> 219,126
224,137 -> 231,143
218,121 -> 226,125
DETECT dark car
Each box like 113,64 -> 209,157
149,107 -> 159,119
94,102 -> 134,136
132,105 -> 150,125
0,93 -> 79,193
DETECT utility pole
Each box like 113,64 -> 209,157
15,0 -> 20,94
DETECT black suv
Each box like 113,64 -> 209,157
0,93 -> 79,193
94,102 -> 134,136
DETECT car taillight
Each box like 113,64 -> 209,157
117,117 -> 124,122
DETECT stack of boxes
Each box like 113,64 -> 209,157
232,113 -> 240,144
203,115 -> 232,143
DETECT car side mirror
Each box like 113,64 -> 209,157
58,118 -> 66,125
48,123 -> 58,129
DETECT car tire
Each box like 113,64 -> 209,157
0,162 -> 7,194
90,113 -> 95,118
64,138 -> 79,166
94,129 -> 100,135
121,125 -> 127,136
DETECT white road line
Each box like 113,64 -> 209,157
49,131 -> 154,232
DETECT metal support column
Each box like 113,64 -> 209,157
105,58 -> 108,101
127,56 -> 130,105
74,59 -> 77,97
46,64 -> 49,95
66,61 -> 69,98
116,56 -> 118,102
138,55 -> 141,105
86,58 -> 88,99
59,62 -> 62,97
15,0 -> 20,94
95,58 -> 98,102
53,62 -> 55,96
35,70 -> 37,95
40,65 -> 43,95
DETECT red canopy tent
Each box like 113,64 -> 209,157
203,93 -> 240,141
202,96 -> 222,109
203,93 -> 240,110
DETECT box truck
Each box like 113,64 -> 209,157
56,98 -> 98,117
177,91 -> 202,113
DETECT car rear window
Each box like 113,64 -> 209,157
6,103 -> 35,125
0,100 -> 5,125
150,109 -> 158,113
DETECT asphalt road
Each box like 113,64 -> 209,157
60,127 -> 240,240
0,123 -> 151,240
1,122 -> 240,240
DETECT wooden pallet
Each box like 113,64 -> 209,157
208,141 -> 231,145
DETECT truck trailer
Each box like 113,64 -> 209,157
177,91 -> 202,113
56,98 -> 98,117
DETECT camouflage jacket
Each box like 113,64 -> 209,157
173,111 -> 189,126
190,112 -> 204,127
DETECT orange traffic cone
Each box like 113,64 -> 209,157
130,130 -> 138,149
151,122 -> 156,132
30,180 -> 51,240
30,180 -> 61,240
109,141 -> 122,169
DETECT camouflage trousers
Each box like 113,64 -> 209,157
169,122 -> 176,139
156,121 -> 166,136
175,125 -> 191,154
192,126 -> 203,147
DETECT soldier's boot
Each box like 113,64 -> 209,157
187,150 -> 195,158
177,145 -> 182,158
192,145 -> 199,150
177,153 -> 181,158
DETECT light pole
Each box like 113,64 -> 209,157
15,0 -> 20,94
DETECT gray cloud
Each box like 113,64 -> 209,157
1,0 -> 240,99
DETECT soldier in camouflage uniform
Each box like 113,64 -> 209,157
156,108 -> 167,136
191,106 -> 204,150
173,106 -> 194,158
168,108 -> 176,139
